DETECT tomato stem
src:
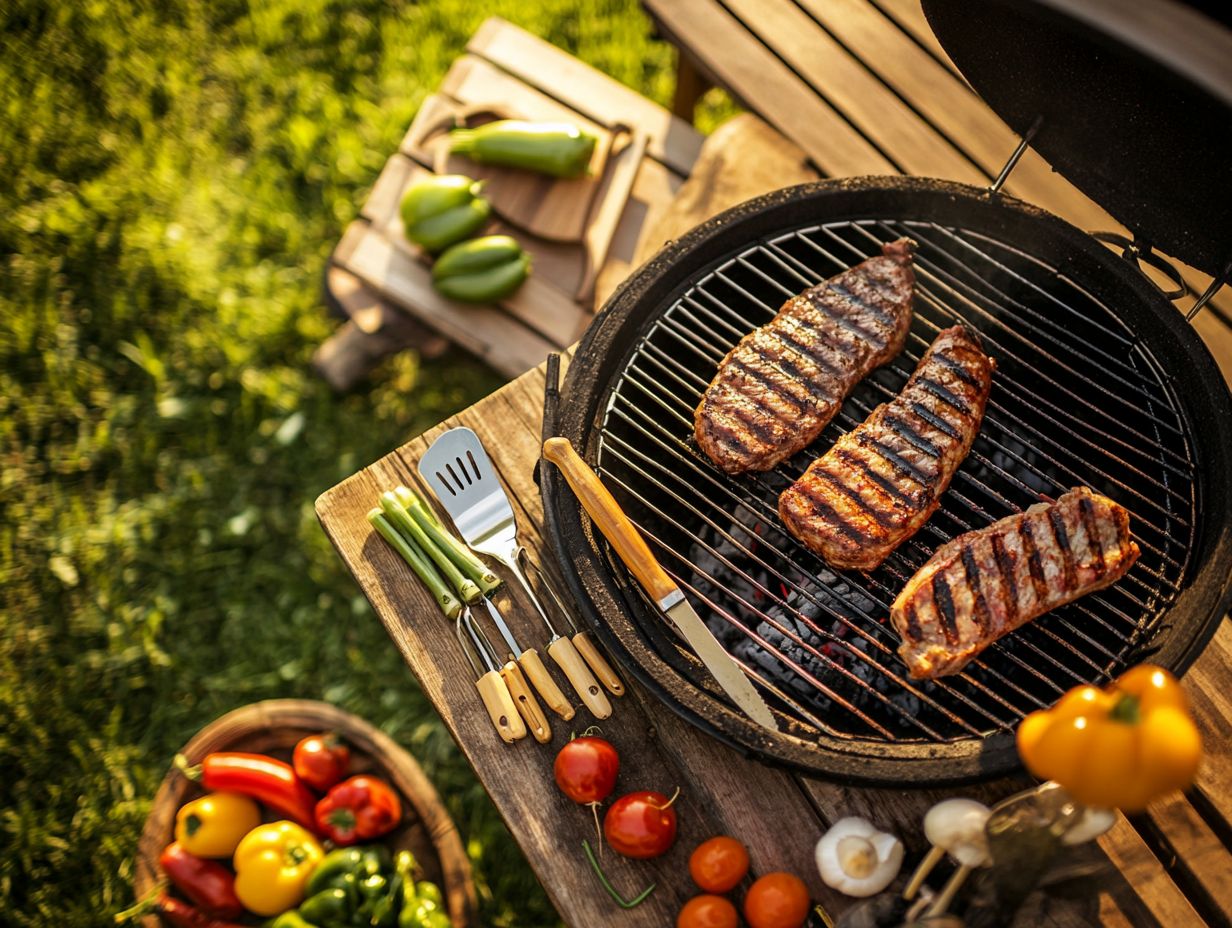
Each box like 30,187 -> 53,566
582,840 -> 656,909
588,801 -> 603,859
652,787 -> 681,811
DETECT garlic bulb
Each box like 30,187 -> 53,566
815,817 -> 904,897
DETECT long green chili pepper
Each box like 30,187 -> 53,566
367,509 -> 460,618
394,486 -> 501,595
379,492 -> 482,604
582,839 -> 656,909
449,120 -> 597,178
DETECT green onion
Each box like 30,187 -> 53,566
367,509 -> 461,618
379,492 -> 482,604
395,486 -> 501,596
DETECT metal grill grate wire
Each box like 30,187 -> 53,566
594,219 -> 1195,743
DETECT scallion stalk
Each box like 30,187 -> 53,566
379,491 -> 482,604
395,485 -> 502,595
367,509 -> 461,619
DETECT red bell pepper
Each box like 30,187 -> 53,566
158,843 -> 243,918
155,894 -> 248,928
314,775 -> 402,845
176,752 -> 317,829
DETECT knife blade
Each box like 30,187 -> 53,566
543,437 -> 778,731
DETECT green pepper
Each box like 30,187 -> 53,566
432,235 -> 531,303
267,913 -> 319,928
449,121 -> 597,178
359,845 -> 392,877
300,888 -> 353,926
399,901 -> 450,928
400,175 -> 491,254
366,874 -> 402,928
414,881 -> 442,908
308,848 -> 366,895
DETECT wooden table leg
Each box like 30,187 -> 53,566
314,265 -> 449,392
671,49 -> 713,122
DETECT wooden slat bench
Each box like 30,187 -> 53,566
314,18 -> 702,389
643,0 -> 1232,386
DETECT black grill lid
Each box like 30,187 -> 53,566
922,0 -> 1232,278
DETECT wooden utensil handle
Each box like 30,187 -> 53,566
475,670 -> 527,743
573,632 -> 624,697
519,648 -> 575,721
548,636 -> 612,720
542,437 -> 678,604
501,661 -> 552,744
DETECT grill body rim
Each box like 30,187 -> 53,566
543,176 -> 1232,785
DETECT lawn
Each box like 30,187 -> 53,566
0,1 -> 732,925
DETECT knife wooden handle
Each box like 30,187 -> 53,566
573,631 -> 624,697
548,635 -> 612,720
475,670 -> 527,743
501,661 -> 552,743
543,437 -> 677,604
519,648 -> 575,721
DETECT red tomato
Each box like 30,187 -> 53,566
689,835 -> 750,893
603,790 -> 678,859
553,736 -> 619,804
677,894 -> 738,928
743,872 -> 811,928
293,732 -> 350,792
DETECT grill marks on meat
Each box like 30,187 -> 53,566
778,326 -> 994,570
694,239 -> 916,474
892,487 -> 1140,679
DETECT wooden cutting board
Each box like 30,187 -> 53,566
409,99 -> 615,244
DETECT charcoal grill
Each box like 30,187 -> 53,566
540,2 -> 1232,784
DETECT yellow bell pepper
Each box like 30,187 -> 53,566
1017,664 -> 1202,812
174,791 -> 261,858
232,820 -> 324,916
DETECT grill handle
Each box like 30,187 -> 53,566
542,437 -> 679,606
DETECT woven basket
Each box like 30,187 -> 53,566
135,699 -> 477,927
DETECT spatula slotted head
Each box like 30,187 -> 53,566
418,427 -> 517,554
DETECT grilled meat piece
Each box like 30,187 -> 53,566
694,239 -> 916,474
892,487 -> 1140,679
779,326 -> 994,570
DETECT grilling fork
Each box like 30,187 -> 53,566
455,609 -> 527,744
420,427 -> 613,720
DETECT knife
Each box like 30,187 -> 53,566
542,437 -> 778,731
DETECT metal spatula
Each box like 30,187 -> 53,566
420,427 -> 612,719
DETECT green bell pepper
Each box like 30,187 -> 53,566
414,881 -> 442,909
299,888 -> 352,926
400,175 -> 491,254
267,913 -> 319,928
449,120 -> 597,178
432,235 -> 531,304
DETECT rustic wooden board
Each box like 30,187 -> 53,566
641,0 -> 1232,327
465,18 -> 703,178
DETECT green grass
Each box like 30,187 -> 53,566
0,1 -> 734,925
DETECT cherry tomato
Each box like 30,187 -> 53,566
689,835 -> 750,893
743,872 -> 810,928
603,790 -> 678,859
677,894 -> 738,928
553,736 -> 619,804
292,732 -> 350,792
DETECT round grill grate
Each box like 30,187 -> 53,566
593,218 -> 1197,744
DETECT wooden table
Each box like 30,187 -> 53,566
313,18 -> 702,390
317,8 -> 1232,923
317,350 -> 1232,927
